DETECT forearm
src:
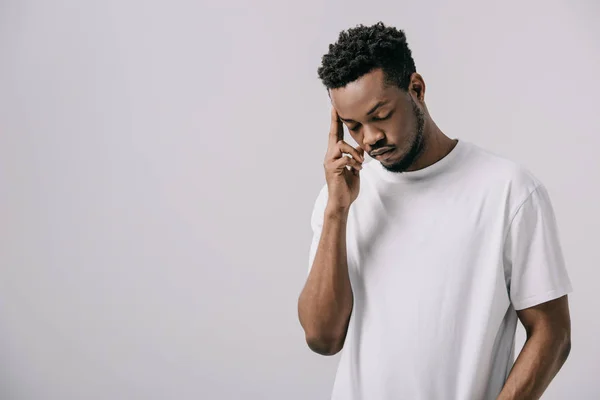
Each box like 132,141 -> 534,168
497,330 -> 571,400
298,206 -> 354,354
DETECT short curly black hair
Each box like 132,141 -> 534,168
317,22 -> 416,91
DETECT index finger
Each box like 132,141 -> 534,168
329,106 -> 344,145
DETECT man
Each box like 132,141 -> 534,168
297,22 -> 573,400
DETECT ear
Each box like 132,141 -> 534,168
409,72 -> 426,103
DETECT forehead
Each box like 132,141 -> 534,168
329,69 -> 398,118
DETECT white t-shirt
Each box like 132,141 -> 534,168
307,139 -> 573,400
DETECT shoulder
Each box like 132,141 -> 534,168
463,142 -> 543,198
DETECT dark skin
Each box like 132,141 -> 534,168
329,68 -> 457,173
498,296 -> 571,400
328,68 -> 572,399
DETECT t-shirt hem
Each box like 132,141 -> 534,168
512,284 -> 573,310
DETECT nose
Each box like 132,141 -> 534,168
362,125 -> 385,147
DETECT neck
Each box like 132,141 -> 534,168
406,117 -> 456,172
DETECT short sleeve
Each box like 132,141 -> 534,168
307,184 -> 328,275
503,185 -> 573,310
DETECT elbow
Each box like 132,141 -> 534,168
554,323 -> 571,363
560,335 -> 571,362
305,333 -> 345,356
297,295 -> 352,356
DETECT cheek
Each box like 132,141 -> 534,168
343,126 -> 356,139
345,130 -> 362,145
383,116 -> 409,139
393,114 -> 418,136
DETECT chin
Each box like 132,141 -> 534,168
382,151 -> 419,173
382,159 -> 409,173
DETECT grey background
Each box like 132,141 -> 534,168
0,0 -> 598,399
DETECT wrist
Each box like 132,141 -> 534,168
324,203 -> 350,218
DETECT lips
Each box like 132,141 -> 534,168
371,148 -> 394,157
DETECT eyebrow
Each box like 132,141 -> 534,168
338,100 -> 390,123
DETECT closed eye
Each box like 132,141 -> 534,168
347,112 -> 392,131
372,113 -> 391,121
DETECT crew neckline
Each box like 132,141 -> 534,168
372,139 -> 468,182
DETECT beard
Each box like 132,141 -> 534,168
380,96 -> 426,173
